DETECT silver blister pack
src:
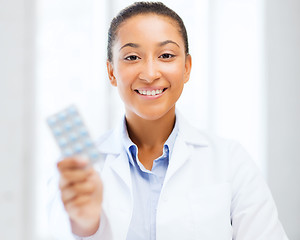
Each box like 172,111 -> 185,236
46,105 -> 100,164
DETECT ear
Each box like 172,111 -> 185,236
184,54 -> 192,84
107,60 -> 117,87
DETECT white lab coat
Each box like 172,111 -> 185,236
48,112 -> 288,240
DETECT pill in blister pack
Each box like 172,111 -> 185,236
46,105 -> 100,164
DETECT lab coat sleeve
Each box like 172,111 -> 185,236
229,142 -> 289,240
47,167 -> 113,240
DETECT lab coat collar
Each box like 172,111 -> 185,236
97,109 -> 209,155
175,110 -> 209,147
97,120 -> 124,155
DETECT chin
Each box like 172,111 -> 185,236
134,106 -> 175,121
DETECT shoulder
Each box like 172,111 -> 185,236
176,111 -> 241,153
188,127 -> 254,171
95,129 -> 114,145
95,124 -> 123,155
176,112 -> 257,176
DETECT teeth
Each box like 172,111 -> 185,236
137,89 -> 164,96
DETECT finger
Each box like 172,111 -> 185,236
64,194 -> 92,221
65,194 -> 91,211
61,180 -> 95,204
59,168 -> 93,190
57,156 -> 90,171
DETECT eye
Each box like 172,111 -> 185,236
124,55 -> 140,61
159,53 -> 175,59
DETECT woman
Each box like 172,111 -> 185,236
49,2 -> 288,239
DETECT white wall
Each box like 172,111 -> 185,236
0,0 -> 35,239
208,0 -> 267,175
265,0 -> 300,239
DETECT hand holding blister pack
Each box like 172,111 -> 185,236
46,105 -> 100,165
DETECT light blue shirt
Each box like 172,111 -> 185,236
121,117 -> 178,240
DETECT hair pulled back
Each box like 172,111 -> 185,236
107,1 -> 189,62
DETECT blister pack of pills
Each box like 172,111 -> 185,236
46,105 -> 100,165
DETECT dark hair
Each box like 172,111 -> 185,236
107,1 -> 189,62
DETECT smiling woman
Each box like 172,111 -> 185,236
107,12 -> 191,170
47,2 -> 288,240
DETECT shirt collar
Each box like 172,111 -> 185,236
120,116 -> 179,166
97,109 -> 208,155
121,117 -> 136,165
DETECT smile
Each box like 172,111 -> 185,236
135,88 -> 167,96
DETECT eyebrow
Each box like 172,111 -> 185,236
119,43 -> 140,51
119,40 -> 180,51
159,40 -> 180,48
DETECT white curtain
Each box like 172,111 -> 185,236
34,0 -> 265,238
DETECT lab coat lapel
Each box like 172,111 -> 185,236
164,134 -> 191,184
109,151 -> 132,191
98,120 -> 132,190
164,111 -> 209,184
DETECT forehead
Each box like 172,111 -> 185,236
114,14 -> 183,47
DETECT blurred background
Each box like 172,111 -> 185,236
0,0 -> 299,239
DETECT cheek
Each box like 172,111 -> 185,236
161,62 -> 186,84
115,66 -> 134,88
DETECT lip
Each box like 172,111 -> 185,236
135,86 -> 166,91
134,87 -> 168,99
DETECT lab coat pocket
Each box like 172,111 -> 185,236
187,183 -> 232,239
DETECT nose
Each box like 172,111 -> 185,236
138,58 -> 161,83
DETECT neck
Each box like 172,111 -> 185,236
125,108 -> 176,149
